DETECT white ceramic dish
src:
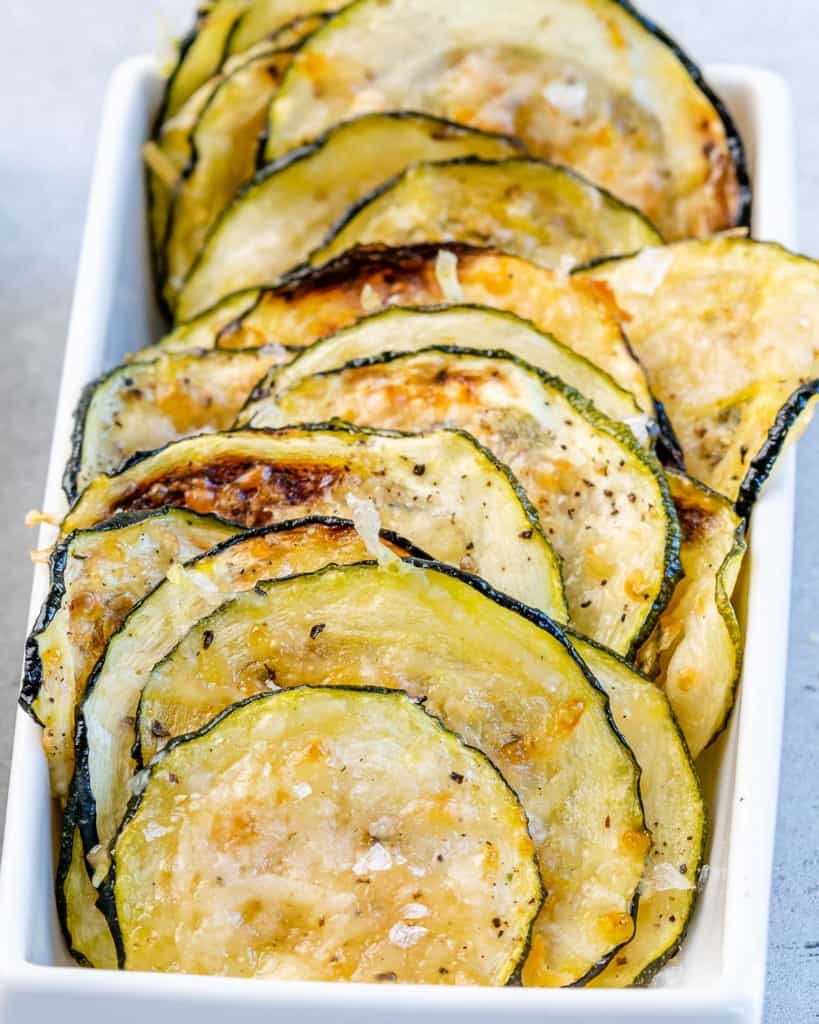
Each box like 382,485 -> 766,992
0,58 -> 797,1024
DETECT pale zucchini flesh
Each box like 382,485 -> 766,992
135,288 -> 260,361
312,158 -> 662,268
265,0 -> 749,238
249,351 -> 680,656
176,245 -> 655,416
163,47 -> 294,307
636,470 -> 746,758
63,425 -> 567,621
135,560 -> 646,986
578,239 -> 819,509
20,509 -> 237,800
175,114 -> 521,320
65,520 -> 421,968
238,305 -> 645,430
67,348 -> 285,499
106,688 -> 542,982
570,635 -> 705,987
227,5 -> 333,56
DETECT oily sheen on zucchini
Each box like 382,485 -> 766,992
62,425 -> 566,618
163,46 -> 294,306
163,245 -> 655,416
264,0 -> 750,237
249,350 -> 680,655
579,239 -> 819,510
311,158 -> 663,268
637,470 -> 746,758
62,518 -> 418,969
570,635 -> 705,987
135,560 -> 647,986
20,509 -> 236,799
239,305 -> 645,430
66,348 -> 283,499
175,114 -> 521,319
104,688 -> 543,981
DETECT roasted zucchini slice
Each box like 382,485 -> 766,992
66,347 -> 284,500
226,7 -> 331,57
163,47 -> 294,307
637,470 -> 746,758
569,635 -> 705,987
264,0 -> 750,238
239,305 -> 645,430
20,508 -> 236,800
249,350 -> 680,655
135,288 -> 260,361
63,425 -> 566,619
312,158 -> 662,269
175,114 -> 521,320
134,559 -> 646,986
169,245 -> 655,416
578,239 -> 819,510
63,518 -> 416,968
104,688 -> 542,981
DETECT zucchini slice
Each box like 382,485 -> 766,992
167,245 -> 655,416
62,425 -> 566,619
226,7 -> 331,57
578,239 -> 819,510
637,470 -> 746,758
239,305 -> 645,430
105,688 -> 542,982
66,347 -> 284,500
249,350 -> 680,656
20,508 -> 236,800
264,0 -> 750,238
311,158 -> 663,269
63,517 -> 416,968
569,635 -> 705,987
163,47 -> 294,307
134,560 -> 646,986
175,114 -> 521,320
135,289 -> 260,361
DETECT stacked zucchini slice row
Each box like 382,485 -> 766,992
21,0 -> 819,991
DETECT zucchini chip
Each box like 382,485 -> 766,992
175,114 -> 521,319
62,425 -> 567,619
20,509 -> 236,800
163,245 -> 655,416
312,158 -> 662,269
163,47 -> 294,307
578,239 -> 819,510
569,635 -> 705,987
239,305 -> 645,429
66,347 -> 284,499
249,350 -> 680,655
637,471 -> 746,758
105,688 -> 542,982
135,289 -> 260,361
264,0 -> 749,238
135,560 -> 646,986
226,8 -> 330,58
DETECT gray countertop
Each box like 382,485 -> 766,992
0,2 -> 816,1018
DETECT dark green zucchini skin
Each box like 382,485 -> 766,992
64,367 -> 131,502
54,782 -> 94,968
99,556 -> 641,983
612,0 -> 752,231
735,379 -> 819,520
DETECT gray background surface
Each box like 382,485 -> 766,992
0,2 -> 816,1018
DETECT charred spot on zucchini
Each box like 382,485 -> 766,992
66,347 -> 286,500
568,634 -> 705,988
247,350 -> 679,656
175,114 -> 521,319
265,0 -> 749,238
134,559 -> 646,986
637,470 -> 746,758
20,508 -> 236,800
311,157 -> 662,269
63,425 -> 567,620
103,687 -> 543,982
237,305 -> 646,432
578,238 -> 819,508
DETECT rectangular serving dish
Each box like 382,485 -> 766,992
0,59 -> 797,1024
